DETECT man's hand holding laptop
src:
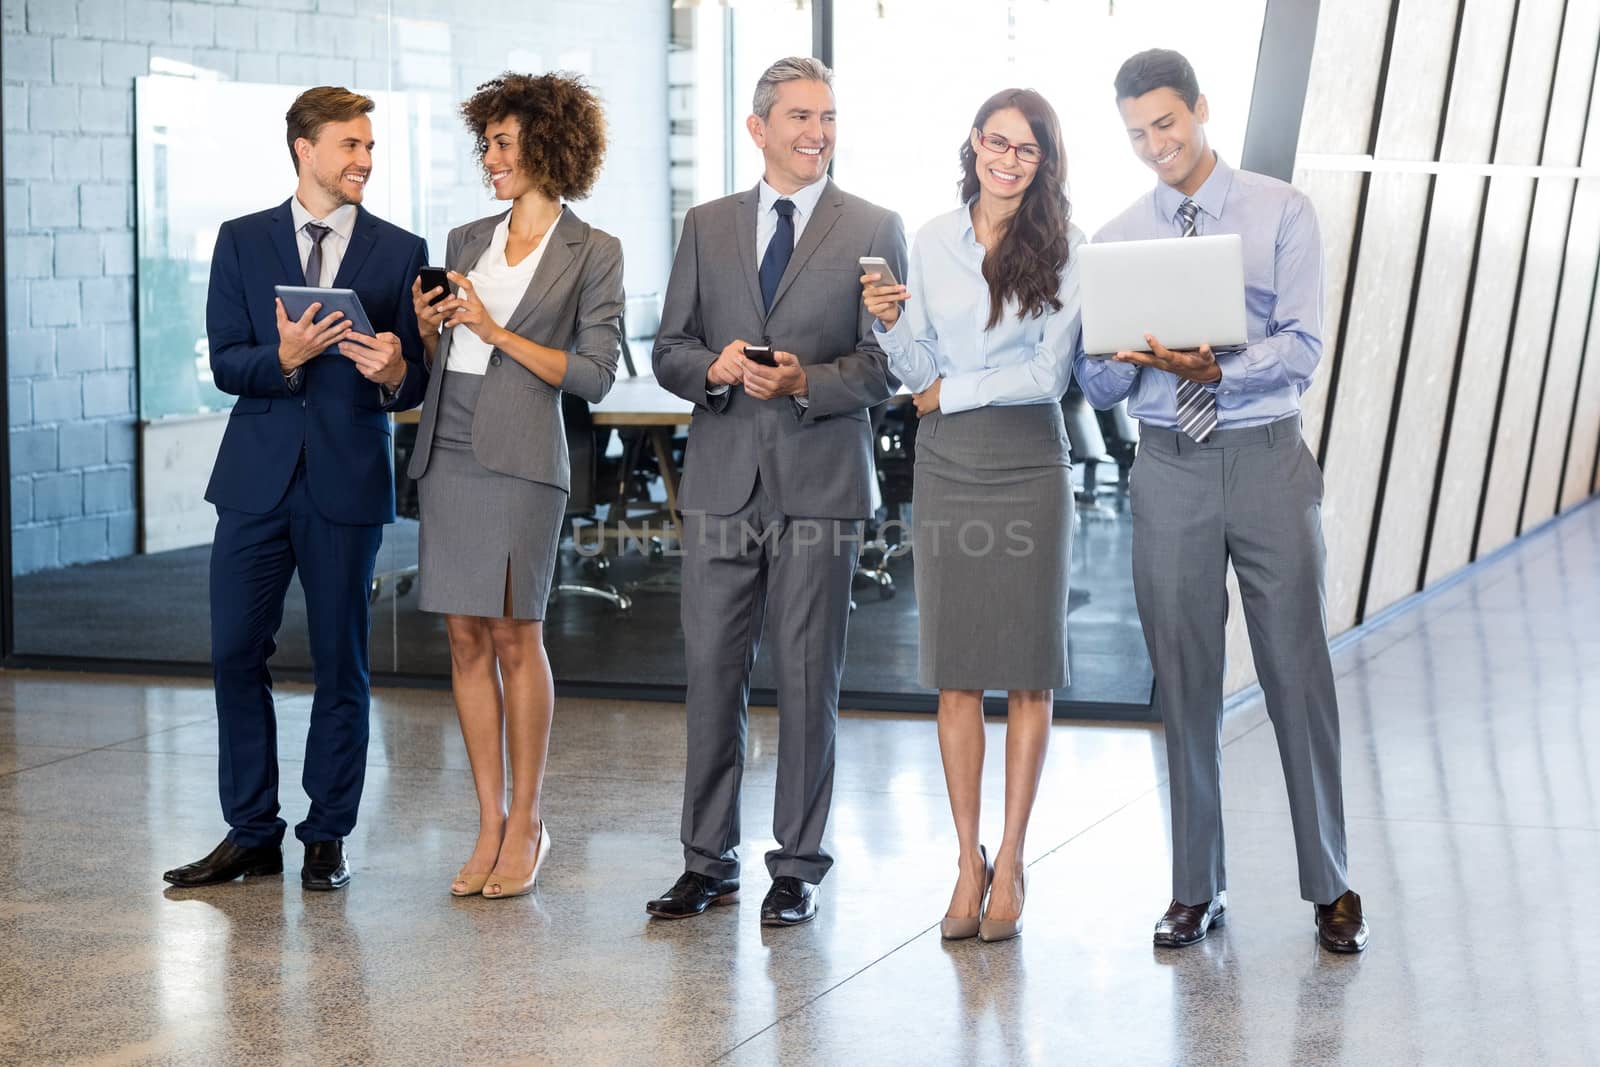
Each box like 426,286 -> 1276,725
1114,333 -> 1220,383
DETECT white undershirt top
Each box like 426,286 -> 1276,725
446,209 -> 559,376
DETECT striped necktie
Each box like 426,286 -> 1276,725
1173,199 -> 1218,443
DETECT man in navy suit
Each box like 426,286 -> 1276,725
164,87 -> 428,892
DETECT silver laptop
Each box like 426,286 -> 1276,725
1078,234 -> 1248,356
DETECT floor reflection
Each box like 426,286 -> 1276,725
4,502 -> 1600,1062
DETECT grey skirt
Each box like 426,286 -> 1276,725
416,370 -> 566,620
913,402 -> 1074,691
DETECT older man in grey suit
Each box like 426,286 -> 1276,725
646,57 -> 906,927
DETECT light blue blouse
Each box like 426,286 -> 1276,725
874,204 -> 1085,413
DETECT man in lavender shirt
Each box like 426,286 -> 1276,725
1073,49 -> 1367,954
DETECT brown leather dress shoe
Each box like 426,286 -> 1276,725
1153,894 -> 1226,947
1314,889 -> 1368,953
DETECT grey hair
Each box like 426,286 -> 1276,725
751,56 -> 834,120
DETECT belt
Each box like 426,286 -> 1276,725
1139,413 -> 1302,453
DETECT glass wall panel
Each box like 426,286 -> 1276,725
835,0 -> 1263,240
4,0 -> 675,677
373,0 -> 673,674
830,0 -> 1266,706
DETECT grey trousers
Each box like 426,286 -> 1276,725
1131,415 -> 1349,906
678,477 -> 861,884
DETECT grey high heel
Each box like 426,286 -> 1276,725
978,865 -> 1027,942
940,845 -> 993,940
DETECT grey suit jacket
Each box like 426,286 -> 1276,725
407,206 -> 624,492
653,180 -> 907,520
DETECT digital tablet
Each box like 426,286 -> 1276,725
1078,234 -> 1248,356
274,285 -> 376,349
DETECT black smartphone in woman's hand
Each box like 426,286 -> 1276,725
418,266 -> 451,305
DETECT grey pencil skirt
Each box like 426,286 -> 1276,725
913,401 -> 1074,691
416,370 -> 566,620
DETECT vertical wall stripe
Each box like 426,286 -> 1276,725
1419,0 -> 1525,588
1519,16 -> 1600,534
1470,0 -> 1571,560
1315,0 -> 1404,465
1355,0 -> 1471,624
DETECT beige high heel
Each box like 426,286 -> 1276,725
978,865 -> 1027,942
483,821 -> 551,899
940,845 -> 993,940
450,870 -> 489,897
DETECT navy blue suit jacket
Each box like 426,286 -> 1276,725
204,199 -> 429,526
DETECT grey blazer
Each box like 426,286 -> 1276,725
407,206 -> 624,492
652,180 -> 907,520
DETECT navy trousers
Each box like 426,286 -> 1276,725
209,459 -> 383,848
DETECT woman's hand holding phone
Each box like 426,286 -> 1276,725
860,256 -> 908,329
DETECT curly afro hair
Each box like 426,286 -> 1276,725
460,72 -> 607,201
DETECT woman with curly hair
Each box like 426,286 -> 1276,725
406,72 -> 623,899
861,88 -> 1083,942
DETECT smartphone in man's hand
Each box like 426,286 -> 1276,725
743,343 -> 778,368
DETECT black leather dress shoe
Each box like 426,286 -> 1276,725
1153,894 -> 1226,947
163,837 -> 283,887
760,876 -> 818,926
1315,889 -> 1368,953
646,870 -> 740,919
302,839 -> 350,891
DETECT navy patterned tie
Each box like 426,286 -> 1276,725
759,199 -> 796,312
1172,199 -> 1218,443
303,221 -> 331,287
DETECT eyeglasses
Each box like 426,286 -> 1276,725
976,131 -> 1044,166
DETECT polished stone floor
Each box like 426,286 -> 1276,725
4,502 -> 1600,1064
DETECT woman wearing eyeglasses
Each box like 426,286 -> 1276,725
861,88 -> 1082,942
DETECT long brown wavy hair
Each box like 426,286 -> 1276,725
958,89 -> 1071,329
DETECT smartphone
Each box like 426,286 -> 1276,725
742,343 -> 778,368
418,266 -> 451,306
858,256 -> 901,289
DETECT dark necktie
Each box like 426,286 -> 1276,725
303,221 -> 332,287
758,198 -> 796,312
1172,199 -> 1218,443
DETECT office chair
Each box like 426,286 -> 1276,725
554,391 -> 633,611
370,419 -> 420,604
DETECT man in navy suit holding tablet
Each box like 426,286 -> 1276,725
164,86 -> 428,892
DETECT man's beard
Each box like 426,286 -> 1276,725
318,170 -> 362,206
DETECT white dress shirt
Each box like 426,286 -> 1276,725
446,211 -> 558,376
756,173 -> 828,262
289,199 -> 357,285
